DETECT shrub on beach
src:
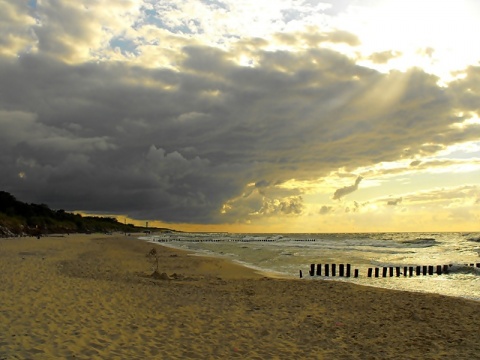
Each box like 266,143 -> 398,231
146,248 -> 160,275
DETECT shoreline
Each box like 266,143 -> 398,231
144,237 -> 294,280
1,234 -> 479,359
142,235 -> 480,302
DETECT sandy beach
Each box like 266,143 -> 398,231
0,234 -> 478,359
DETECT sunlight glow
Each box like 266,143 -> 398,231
343,0 -> 480,78
450,113 -> 480,129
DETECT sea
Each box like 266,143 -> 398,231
140,232 -> 480,302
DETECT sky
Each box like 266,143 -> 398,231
1,0 -> 480,233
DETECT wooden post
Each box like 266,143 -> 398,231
396,267 -> 401,277
389,267 -> 394,277
354,269 -> 359,278
309,264 -> 315,276
409,267 -> 414,277
382,267 -> 387,277
443,265 -> 449,274
403,266 -> 408,277
316,264 -> 322,276
339,264 -> 345,277
346,264 -> 351,277
436,265 -> 442,275
428,266 -> 434,275
332,263 -> 336,277
325,264 -> 329,277
299,270 -> 303,278
375,267 -> 379,278
368,268 -> 373,277
422,266 -> 427,276
416,266 -> 421,276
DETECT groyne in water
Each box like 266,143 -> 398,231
301,263 -> 480,278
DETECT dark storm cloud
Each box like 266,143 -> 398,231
450,65 -> 480,113
1,29 -> 479,224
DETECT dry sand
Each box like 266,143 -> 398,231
0,234 -> 478,359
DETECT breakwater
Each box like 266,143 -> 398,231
301,262 -> 480,278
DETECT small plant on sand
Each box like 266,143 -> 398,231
146,247 -> 170,280
146,248 -> 160,275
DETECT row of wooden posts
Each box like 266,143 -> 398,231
154,238 -> 317,243
300,262 -> 480,278
301,263 -> 359,278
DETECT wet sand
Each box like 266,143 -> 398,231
1,234 -> 478,359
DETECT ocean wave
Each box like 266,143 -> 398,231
367,262 -> 480,276
448,264 -> 480,275
466,236 -> 480,242
400,238 -> 439,247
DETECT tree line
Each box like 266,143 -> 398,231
0,191 -> 166,237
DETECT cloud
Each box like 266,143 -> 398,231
1,2 -> 480,228
450,65 -> 480,113
371,185 -> 480,210
27,0 -> 143,63
275,28 -> 360,48
358,158 -> 480,179
0,1 -> 37,57
0,42 -> 473,224
319,205 -> 333,215
403,185 -> 479,205
369,50 -> 402,64
344,201 -> 361,213
35,0 -> 352,66
254,196 -> 304,216
387,197 -> 402,206
333,176 -> 363,200
0,44 -> 475,223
